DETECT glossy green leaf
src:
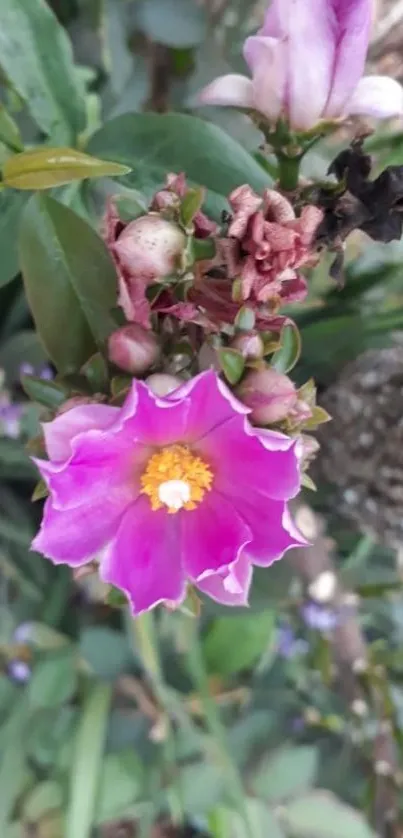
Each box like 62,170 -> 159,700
0,190 -> 29,286
87,113 -> 271,206
271,323 -> 301,373
29,649 -> 77,709
217,348 -> 245,385
94,749 -> 143,825
3,147 -> 131,190
0,0 -> 85,143
180,186 -> 205,227
281,791 -> 377,838
251,746 -> 319,803
204,611 -> 276,675
66,683 -> 112,838
19,194 -> 118,374
212,801 -> 285,838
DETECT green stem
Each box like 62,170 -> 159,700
276,153 -> 301,191
185,617 -> 257,838
132,611 -> 184,825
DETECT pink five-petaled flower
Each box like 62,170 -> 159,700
224,185 -> 322,304
31,371 -> 305,615
199,0 -> 403,130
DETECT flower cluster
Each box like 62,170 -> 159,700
29,0 -> 402,617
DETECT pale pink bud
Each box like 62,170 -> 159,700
236,368 -> 297,424
145,373 -> 183,396
108,325 -> 160,375
113,214 -> 186,279
230,331 -> 264,360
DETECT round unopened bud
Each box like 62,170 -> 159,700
108,325 -> 160,375
114,214 -> 186,278
236,368 -> 297,424
230,331 -> 264,360
146,373 -> 182,396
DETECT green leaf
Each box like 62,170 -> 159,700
66,683 -> 112,838
271,323 -> 301,374
3,147 -> 131,190
0,0 -> 85,143
19,194 -> 118,374
21,375 -> 68,409
203,611 -> 276,676
87,113 -> 271,203
251,746 -> 319,803
94,749 -> 143,825
211,800 -> 285,838
281,791 -> 377,838
28,648 -> 77,709
23,781 -> 63,822
138,0 -> 207,48
0,735 -> 29,832
0,189 -> 29,287
79,627 -> 132,681
217,348 -> 245,385
176,763 -> 225,814
180,186 -> 205,227
0,104 -> 23,152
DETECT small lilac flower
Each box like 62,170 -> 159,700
199,0 -> 403,130
31,371 -> 306,615
0,400 -> 23,439
277,623 -> 309,658
20,362 -> 53,381
8,660 -> 31,683
301,601 -> 339,632
13,622 -> 33,644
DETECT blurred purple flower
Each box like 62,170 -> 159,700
301,601 -> 339,632
0,399 -> 23,439
277,623 -> 309,658
199,0 -> 403,129
20,362 -> 53,381
13,622 -> 33,644
8,660 -> 31,683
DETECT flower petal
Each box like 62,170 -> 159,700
168,370 -> 250,442
196,553 -> 253,606
325,0 -> 372,116
100,496 -> 185,614
182,490 -> 252,581
258,0 -> 336,129
197,74 -> 254,109
43,404 -> 118,461
198,415 -> 301,501
345,75 -> 403,119
243,36 -> 287,123
31,496 -> 124,565
240,495 -> 307,566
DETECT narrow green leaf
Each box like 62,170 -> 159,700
0,189 -> 28,287
180,187 -> 205,227
21,375 -> 67,409
19,194 -> 118,374
0,0 -> 85,143
271,323 -> 301,374
0,104 -> 23,152
3,147 -> 131,190
217,348 -> 245,385
66,683 -> 112,838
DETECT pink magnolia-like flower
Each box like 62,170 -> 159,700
224,185 -> 322,304
31,371 -> 305,614
199,0 -> 403,129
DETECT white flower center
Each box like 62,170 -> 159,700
158,479 -> 191,510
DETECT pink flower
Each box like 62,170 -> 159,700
104,200 -> 186,328
152,173 -> 218,239
198,0 -> 403,129
31,371 -> 305,615
224,185 -> 322,304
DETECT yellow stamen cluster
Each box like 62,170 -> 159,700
140,444 -> 213,513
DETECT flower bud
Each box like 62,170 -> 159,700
236,368 -> 297,424
113,214 -> 186,279
146,373 -> 183,397
108,325 -> 160,375
230,331 -> 264,360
